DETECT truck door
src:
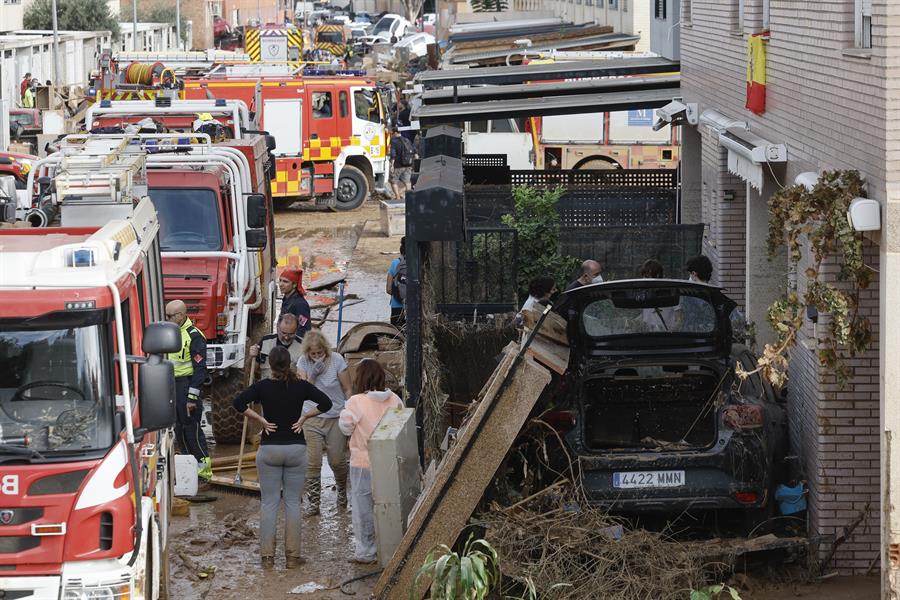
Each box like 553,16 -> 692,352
263,98 -> 303,156
307,85 -> 338,148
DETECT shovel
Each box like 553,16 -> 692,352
235,358 -> 258,486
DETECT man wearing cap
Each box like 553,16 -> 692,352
166,299 -> 212,481
279,268 -> 312,336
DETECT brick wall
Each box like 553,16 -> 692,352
119,0 -> 214,50
679,0 -> 888,573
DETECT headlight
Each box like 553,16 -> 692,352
63,583 -> 130,600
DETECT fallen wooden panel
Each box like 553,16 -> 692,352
306,271 -> 347,291
521,308 -> 568,346
336,321 -> 404,354
524,334 -> 570,375
373,346 -> 551,599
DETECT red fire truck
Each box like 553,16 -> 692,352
28,112 -> 276,443
0,139 -> 179,599
89,53 -> 389,210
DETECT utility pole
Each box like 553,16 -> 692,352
132,0 -> 138,51
51,0 -> 60,87
176,0 -> 181,50
257,0 -> 261,23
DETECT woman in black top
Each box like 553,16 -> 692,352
233,346 -> 332,569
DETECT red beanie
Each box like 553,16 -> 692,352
280,268 -> 305,294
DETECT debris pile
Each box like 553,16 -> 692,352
477,485 -> 724,600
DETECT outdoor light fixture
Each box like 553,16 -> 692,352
794,172 -> 818,191
848,197 -> 881,232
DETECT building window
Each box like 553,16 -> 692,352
609,0 -> 618,9
856,0 -> 873,48
654,0 -> 666,19
734,0 -> 744,33
762,0 -> 769,28
683,0 -> 692,23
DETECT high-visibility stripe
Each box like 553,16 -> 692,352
246,29 -> 261,62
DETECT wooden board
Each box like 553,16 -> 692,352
524,334 -> 570,375
374,345 -> 551,599
521,308 -> 569,346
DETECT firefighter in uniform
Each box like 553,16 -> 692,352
166,299 -> 212,480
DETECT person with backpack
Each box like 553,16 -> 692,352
388,125 -> 415,200
386,236 -> 406,327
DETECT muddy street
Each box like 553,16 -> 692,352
173,199 -> 394,599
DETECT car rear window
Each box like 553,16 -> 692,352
581,289 -> 717,337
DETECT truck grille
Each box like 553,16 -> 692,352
0,507 -> 43,526
0,536 -> 40,553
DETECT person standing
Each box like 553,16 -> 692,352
516,276 -> 557,326
564,259 -> 603,292
233,346 -> 333,569
166,300 -> 212,481
339,360 -> 404,564
21,83 -> 35,109
250,313 -> 304,381
296,330 -> 353,516
278,268 -> 311,336
19,73 -> 31,105
388,125 -> 415,200
386,236 -> 406,327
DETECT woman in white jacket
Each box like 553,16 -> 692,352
339,359 -> 404,564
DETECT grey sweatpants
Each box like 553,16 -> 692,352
350,466 -> 376,561
256,444 -> 308,558
302,416 -> 349,483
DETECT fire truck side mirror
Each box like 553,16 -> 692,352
246,194 -> 268,229
142,322 -> 181,354
265,134 -> 277,152
138,358 -> 176,433
246,229 -> 268,250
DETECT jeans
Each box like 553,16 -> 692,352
302,416 -> 349,485
350,466 -> 376,561
256,444 -> 308,558
175,378 -> 209,463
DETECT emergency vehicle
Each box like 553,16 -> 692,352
243,24 -> 303,63
183,71 -> 387,209
90,53 -> 388,210
313,21 -> 350,58
0,137 -> 178,599
28,108 -> 277,443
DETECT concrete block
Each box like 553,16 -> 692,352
380,200 -> 406,237
369,407 -> 421,568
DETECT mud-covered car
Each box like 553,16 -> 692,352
554,279 -> 787,521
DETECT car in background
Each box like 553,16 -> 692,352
370,13 -> 413,42
421,12 -> 436,34
394,32 -> 435,59
554,279 -> 788,530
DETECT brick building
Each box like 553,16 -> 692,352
652,0 -> 900,589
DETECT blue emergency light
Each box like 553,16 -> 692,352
215,99 -> 227,106
100,100 -> 112,107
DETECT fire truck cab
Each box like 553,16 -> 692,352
0,139 -> 178,599
27,122 -> 276,443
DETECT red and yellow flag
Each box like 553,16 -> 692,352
746,33 -> 767,115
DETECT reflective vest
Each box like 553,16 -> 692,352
169,318 -> 203,378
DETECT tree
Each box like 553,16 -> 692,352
400,0 -> 424,23
24,0 -> 120,39
139,5 -> 189,46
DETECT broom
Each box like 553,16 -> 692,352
208,356 -> 260,495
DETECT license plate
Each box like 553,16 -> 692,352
612,470 -> 685,489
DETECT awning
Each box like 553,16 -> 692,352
718,126 -> 786,192
413,87 -> 679,125
414,57 -> 680,89
449,33 -> 641,65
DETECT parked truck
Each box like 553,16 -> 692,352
0,137 -> 179,599
26,109 -> 276,443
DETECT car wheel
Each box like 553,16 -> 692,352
333,165 -> 368,211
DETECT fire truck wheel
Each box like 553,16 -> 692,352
209,372 -> 247,443
333,165 -> 368,211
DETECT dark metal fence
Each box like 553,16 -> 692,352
432,227 -> 518,315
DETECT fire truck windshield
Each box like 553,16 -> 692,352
353,89 -> 381,124
0,322 -> 115,455
317,31 -> 344,44
150,188 -> 224,252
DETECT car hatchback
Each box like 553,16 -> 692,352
556,279 -> 787,523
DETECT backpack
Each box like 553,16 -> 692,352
396,136 -> 415,167
391,257 -> 407,303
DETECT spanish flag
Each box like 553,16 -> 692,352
746,33 -> 767,115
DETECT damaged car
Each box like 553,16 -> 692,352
553,279 -> 788,527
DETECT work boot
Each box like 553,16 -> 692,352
336,482 -> 348,511
261,556 -> 274,570
197,457 -> 212,481
305,477 -> 320,517
285,556 -> 306,569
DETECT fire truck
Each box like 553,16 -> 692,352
183,70 -> 388,209
90,53 -> 388,210
28,109 -> 276,443
0,137 -> 179,599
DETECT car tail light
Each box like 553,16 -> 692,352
543,410 -> 576,433
723,404 -> 764,431
734,491 -> 758,505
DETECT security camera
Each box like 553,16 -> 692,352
652,118 -> 668,132
656,100 -> 689,123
